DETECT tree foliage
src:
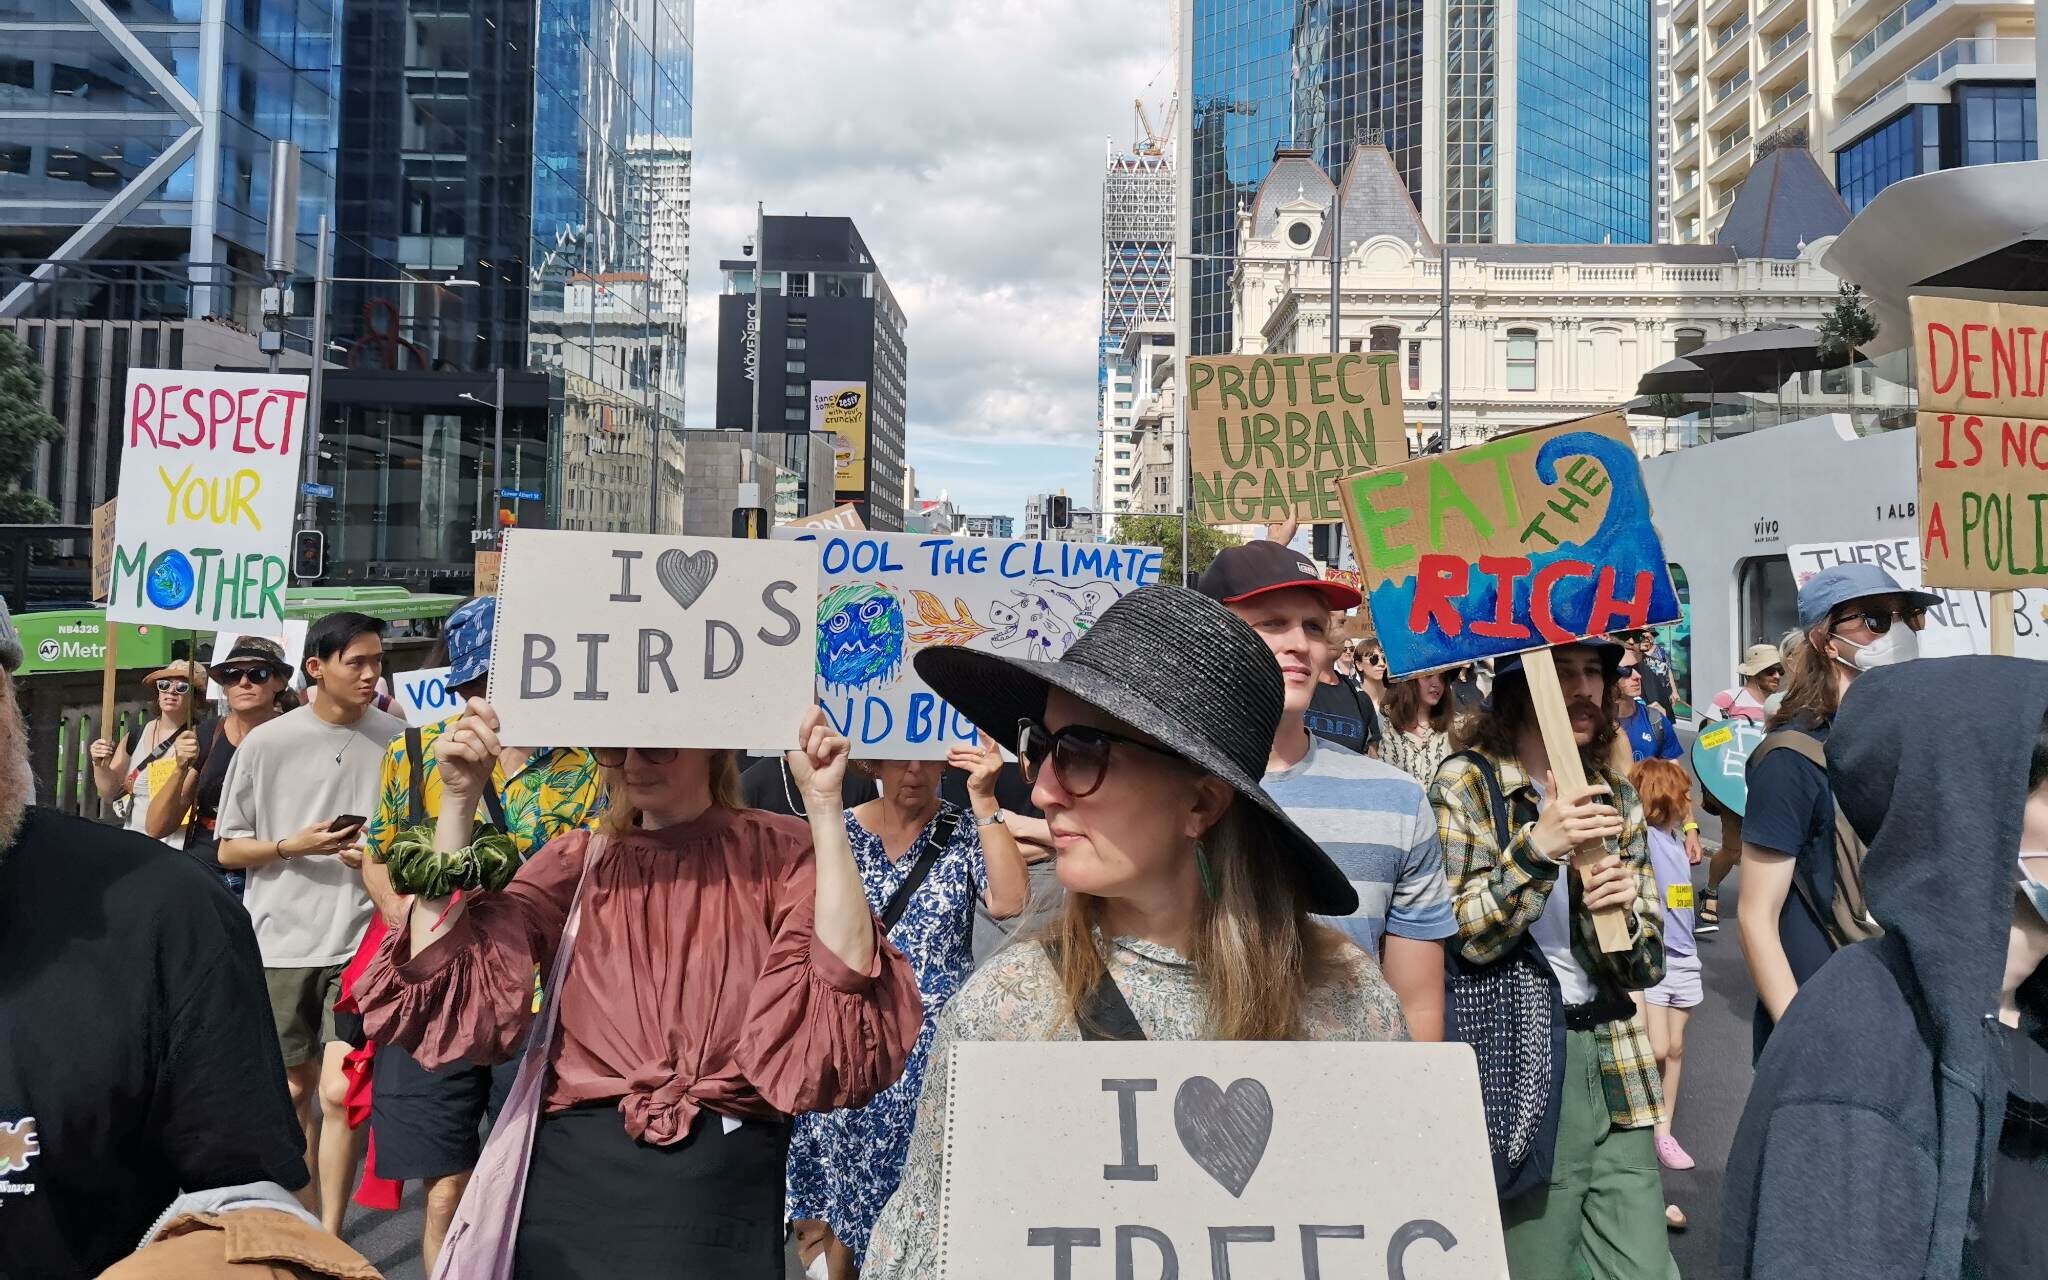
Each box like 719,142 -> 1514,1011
1112,512 -> 1242,586
1818,282 -> 1879,362
0,331 -> 61,524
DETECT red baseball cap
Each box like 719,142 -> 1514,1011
1193,540 -> 1362,610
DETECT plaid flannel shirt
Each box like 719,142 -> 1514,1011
1429,749 -> 1668,1131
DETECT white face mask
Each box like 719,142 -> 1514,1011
1832,624 -> 1919,671
2020,853 -> 2048,925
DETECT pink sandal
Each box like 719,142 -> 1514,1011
1656,1134 -> 1696,1171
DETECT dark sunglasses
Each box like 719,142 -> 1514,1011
1016,718 -> 1184,800
216,665 -> 279,686
1618,664 -> 1642,678
154,678 -> 191,693
1364,652 -> 1386,666
1832,606 -> 1927,636
592,746 -> 680,767
1756,665 -> 1784,680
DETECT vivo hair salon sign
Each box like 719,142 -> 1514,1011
937,1043 -> 1507,1279
487,529 -> 815,751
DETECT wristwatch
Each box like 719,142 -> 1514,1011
976,808 -> 1009,829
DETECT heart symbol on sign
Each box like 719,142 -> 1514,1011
656,548 -> 719,609
1173,1076 -> 1273,1198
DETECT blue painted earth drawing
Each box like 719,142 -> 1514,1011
145,549 -> 196,610
818,582 -> 906,692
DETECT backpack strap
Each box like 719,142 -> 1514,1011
1446,749 -> 1513,848
405,728 -> 427,827
1040,939 -> 1147,1042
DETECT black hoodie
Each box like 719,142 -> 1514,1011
1719,656 -> 2048,1279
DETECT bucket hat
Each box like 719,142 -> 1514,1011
143,659 -> 209,690
1736,642 -> 1784,677
913,583 -> 1359,915
213,636 -> 289,673
444,596 -> 496,688
1796,564 -> 1941,630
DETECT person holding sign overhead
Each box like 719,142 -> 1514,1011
786,740 -> 1029,1276
862,584 -> 1410,1280
352,703 -> 923,1279
1431,639 -> 1675,1280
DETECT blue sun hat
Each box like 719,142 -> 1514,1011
445,596 -> 497,688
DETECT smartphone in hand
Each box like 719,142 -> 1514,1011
328,813 -> 368,834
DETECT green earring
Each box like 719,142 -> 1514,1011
1196,845 -> 1218,902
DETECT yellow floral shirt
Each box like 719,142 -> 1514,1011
365,716 -> 604,864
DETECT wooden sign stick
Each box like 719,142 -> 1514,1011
1991,590 -> 2017,656
1520,648 -> 1635,953
98,625 -> 119,742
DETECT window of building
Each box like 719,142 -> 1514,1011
1407,340 -> 1422,391
786,273 -> 810,298
1960,84 -> 2038,168
1674,327 -> 1706,357
788,337 -> 806,351
1505,328 -> 1537,391
785,407 -> 806,422
1348,339 -> 1363,352
1286,220 -> 1314,246
1369,325 -> 1400,353
785,361 -> 805,374
1114,468 -> 1129,477
785,383 -> 805,398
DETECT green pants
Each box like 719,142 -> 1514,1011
1502,1029 -> 1679,1280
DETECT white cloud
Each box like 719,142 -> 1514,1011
683,0 -> 1173,521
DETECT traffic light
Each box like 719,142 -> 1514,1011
1312,523 -> 1338,563
292,529 -> 325,581
1048,494 -> 1072,530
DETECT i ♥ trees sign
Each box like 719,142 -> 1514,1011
936,1042 -> 1507,1279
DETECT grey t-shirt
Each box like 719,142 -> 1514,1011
216,703 -> 405,967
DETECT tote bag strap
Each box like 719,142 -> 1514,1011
429,833 -> 608,1280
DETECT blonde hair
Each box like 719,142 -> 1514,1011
597,749 -> 743,835
1040,801 -> 1350,1040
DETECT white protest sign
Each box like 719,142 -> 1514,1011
487,529 -> 814,751
108,370 -> 311,629
1787,539 -> 2048,659
771,529 -> 1165,758
393,665 -> 460,727
207,620 -> 310,702
938,1041 -> 1508,1279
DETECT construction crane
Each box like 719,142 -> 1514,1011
1132,96 -> 1178,158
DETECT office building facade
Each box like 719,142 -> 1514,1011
962,514 -> 1015,539
1096,145 -> 1173,517
716,215 -> 908,530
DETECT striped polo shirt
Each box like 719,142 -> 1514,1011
1262,734 -> 1457,960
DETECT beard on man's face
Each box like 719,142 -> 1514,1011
0,676 -> 31,849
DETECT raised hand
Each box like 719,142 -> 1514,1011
787,706 -> 850,812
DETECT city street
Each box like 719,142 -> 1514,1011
342,877 -> 1760,1280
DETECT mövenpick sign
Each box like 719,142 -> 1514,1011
107,370 -> 310,629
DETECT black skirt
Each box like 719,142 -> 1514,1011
513,1103 -> 791,1280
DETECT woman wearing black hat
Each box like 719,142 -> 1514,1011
861,585 -> 1409,1278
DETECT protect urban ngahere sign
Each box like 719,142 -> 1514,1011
771,529 -> 1164,758
107,370 -> 311,629
486,529 -> 815,751
1339,411 -> 1680,678
1187,353 -> 1409,525
936,1042 -> 1507,1279
1910,295 -> 2048,590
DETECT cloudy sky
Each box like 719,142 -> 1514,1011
681,0 -> 1175,524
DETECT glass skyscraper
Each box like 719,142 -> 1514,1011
1515,0 -> 1652,243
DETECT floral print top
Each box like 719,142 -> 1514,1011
365,715 -> 603,863
1380,721 -> 1453,787
860,932 -> 1410,1278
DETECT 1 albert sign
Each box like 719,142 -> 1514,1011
1187,353 -> 1409,526
106,370 -> 310,629
937,1042 -> 1507,1280
1910,295 -> 2048,590
487,529 -> 814,751
773,529 -> 1164,758
1338,412 -> 1680,678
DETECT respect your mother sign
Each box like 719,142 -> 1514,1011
937,1042 -> 1507,1279
487,529 -> 815,751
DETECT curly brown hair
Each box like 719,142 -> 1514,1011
1452,669 -> 1619,772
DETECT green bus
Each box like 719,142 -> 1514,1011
15,586 -> 470,677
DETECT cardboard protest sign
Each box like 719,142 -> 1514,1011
1692,719 -> 1764,816
1338,411 -> 1681,679
1187,352 -> 1409,526
1787,538 -> 2048,659
207,621 -> 310,702
937,1041 -> 1508,1279
91,498 -> 118,602
393,666 -> 460,727
473,551 -> 501,596
485,529 -> 813,751
1323,564 -> 1364,595
106,370 -> 310,629
1911,296 -> 2048,592
781,504 -> 867,532
772,529 -> 1165,758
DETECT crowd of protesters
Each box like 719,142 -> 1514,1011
3,530 -> 2045,1280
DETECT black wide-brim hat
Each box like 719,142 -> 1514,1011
914,583 -> 1360,916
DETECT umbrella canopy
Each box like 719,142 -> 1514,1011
1635,356 -> 1712,397
1684,326 -> 1848,393
1623,393 -> 1709,418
